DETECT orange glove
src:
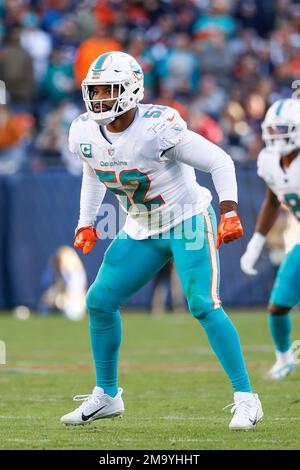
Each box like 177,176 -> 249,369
216,211 -> 244,249
74,226 -> 100,254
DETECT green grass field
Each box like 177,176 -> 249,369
0,310 -> 300,450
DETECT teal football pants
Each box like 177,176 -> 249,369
87,206 -> 252,397
268,244 -> 300,352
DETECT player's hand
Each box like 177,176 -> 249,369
240,233 -> 266,276
216,211 -> 244,249
74,226 -> 100,254
240,251 -> 259,276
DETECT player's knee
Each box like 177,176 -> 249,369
86,282 -> 116,314
268,303 -> 291,315
188,294 -> 208,319
86,283 -> 101,312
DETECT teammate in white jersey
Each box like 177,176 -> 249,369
241,98 -> 300,380
60,51 -> 263,429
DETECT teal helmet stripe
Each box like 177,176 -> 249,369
94,52 -> 111,72
276,99 -> 285,116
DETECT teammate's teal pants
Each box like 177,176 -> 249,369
87,206 -> 252,397
268,244 -> 300,352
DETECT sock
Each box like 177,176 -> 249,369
275,349 -> 294,365
197,307 -> 252,393
269,313 -> 292,353
89,309 -> 122,398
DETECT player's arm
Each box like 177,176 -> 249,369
164,129 -> 243,248
254,186 -> 281,235
74,161 -> 106,254
68,119 -> 106,254
240,187 -> 280,275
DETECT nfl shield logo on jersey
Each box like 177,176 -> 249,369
80,143 -> 92,158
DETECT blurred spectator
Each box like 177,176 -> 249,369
188,108 -> 224,144
41,0 -> 73,34
35,101 -> 82,173
0,26 -> 35,112
191,75 -> 226,120
74,2 -> 97,41
74,24 -> 122,87
39,245 -> 87,320
0,0 -> 299,170
245,92 -> 267,128
42,48 -> 75,104
193,0 -> 236,41
220,95 -> 252,162
59,102 -> 83,174
154,84 -> 187,118
127,35 -> 155,90
94,0 -> 116,27
2,0 -> 27,27
198,30 -> 234,86
51,13 -> 78,53
160,33 -> 200,98
20,12 -> 52,84
0,104 -> 34,173
235,0 -> 276,38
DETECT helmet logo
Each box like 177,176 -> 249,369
130,63 -> 143,80
92,52 -> 112,79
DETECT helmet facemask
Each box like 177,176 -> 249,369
262,122 -> 300,156
82,78 -> 143,126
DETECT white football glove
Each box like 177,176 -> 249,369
240,233 -> 266,276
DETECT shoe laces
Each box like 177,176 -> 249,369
223,398 -> 254,418
72,394 -> 101,410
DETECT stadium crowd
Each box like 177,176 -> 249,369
0,0 -> 300,174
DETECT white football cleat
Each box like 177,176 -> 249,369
60,386 -> 124,425
266,349 -> 296,380
225,392 -> 263,431
266,361 -> 295,380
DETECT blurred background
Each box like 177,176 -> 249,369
0,0 -> 299,317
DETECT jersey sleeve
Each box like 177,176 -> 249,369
165,129 -> 238,203
76,162 -> 106,232
157,109 -> 187,157
68,116 -> 87,160
141,106 -> 187,161
68,119 -> 78,154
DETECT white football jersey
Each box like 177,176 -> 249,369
69,103 -> 212,239
257,147 -> 300,240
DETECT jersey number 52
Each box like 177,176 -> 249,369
95,169 -> 165,212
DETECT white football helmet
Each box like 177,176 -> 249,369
82,51 -> 144,125
261,98 -> 300,155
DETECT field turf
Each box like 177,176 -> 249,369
0,310 -> 299,450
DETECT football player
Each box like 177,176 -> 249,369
60,51 -> 263,430
241,98 -> 300,380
